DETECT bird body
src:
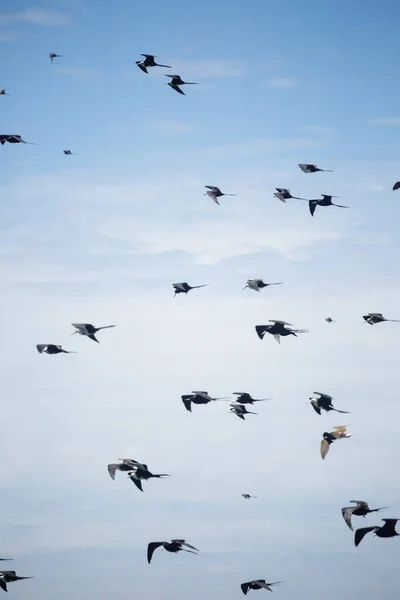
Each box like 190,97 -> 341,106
172,282 -> 207,297
308,195 -> 349,216
298,163 -> 333,174
355,519 -> 399,547
320,426 -> 352,459
342,500 -> 387,531
204,186 -> 236,205
165,74 -> 198,95
233,393 -> 271,405
243,279 -> 282,292
147,539 -> 199,563
136,54 -> 171,74
71,322 -> 116,343
0,571 -> 33,592
255,321 -> 308,343
36,344 -> 76,355
241,580 -> 283,594
127,466 -> 170,492
362,312 -> 400,325
273,188 -> 305,202
307,392 -> 349,416
49,53 -> 61,63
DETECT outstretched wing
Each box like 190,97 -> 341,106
341,507 -> 354,531
320,439 -> 330,459
310,402 -> 321,415
107,464 -> 118,480
255,325 -> 267,340
129,476 -> 143,492
181,541 -> 199,551
240,582 -> 251,595
36,344 -> 48,353
354,526 -> 376,547
0,579 -> 7,592
181,396 -> 192,412
309,200 -> 318,216
147,542 -> 165,563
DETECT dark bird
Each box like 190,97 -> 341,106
341,500 -> 387,531
243,279 -> 282,292
71,322 -> 116,343
320,425 -> 352,460
182,391 -> 229,412
0,134 -> 35,145
242,494 -> 258,499
393,181 -> 400,191
298,163 -> 333,174
355,519 -> 399,547
0,572 -> 33,593
63,150 -> 78,155
255,320 -> 308,344
165,74 -> 198,95
136,54 -> 171,74
107,458 -> 145,480
126,466 -> 170,492
0,89 -> 9,96
49,52 -> 61,63
230,402 -> 257,420
308,195 -> 349,217
241,580 -> 283,594
172,282 -> 207,297
273,188 -> 305,203
147,539 -> 199,564
362,312 -> 400,325
36,344 -> 76,355
325,317 -> 335,323
307,392 -> 350,416
204,185 -> 236,205
233,393 -> 271,405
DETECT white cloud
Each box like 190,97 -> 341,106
268,77 -> 298,88
369,117 -> 400,126
0,9 -> 71,27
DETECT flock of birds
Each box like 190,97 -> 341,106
1,45 -> 400,597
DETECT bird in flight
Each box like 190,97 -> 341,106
362,312 -> 400,325
49,52 -> 61,63
232,393 -> 271,405
172,282 -> 207,297
242,494 -> 258,499
36,344 -> 76,355
204,185 -> 236,205
325,317 -> 335,323
0,571 -> 33,593
107,458 -> 145,480
341,500 -> 387,531
126,465 -> 170,492
306,392 -> 350,416
243,279 -> 282,292
273,188 -> 305,203
354,519 -> 399,547
230,402 -> 257,420
320,426 -> 352,460
241,580 -> 283,594
165,74 -> 198,95
298,163 -> 333,174
0,134 -> 35,145
181,391 -> 229,412
136,54 -> 171,74
147,539 -> 199,564
71,322 -> 116,343
63,149 -> 78,155
255,321 -> 308,344
393,181 -> 400,191
308,195 -> 349,217
0,89 -> 9,96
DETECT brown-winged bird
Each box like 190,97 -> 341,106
341,500 -> 387,531
320,426 -> 352,459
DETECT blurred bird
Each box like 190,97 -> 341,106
204,185 -> 236,205
0,572 -> 33,593
308,195 -> 349,217
230,403 -> 257,420
362,312 -> 400,325
172,282 -> 207,297
255,321 -> 308,344
273,188 -> 305,202
182,391 -> 229,412
49,52 -> 61,63
0,134 -> 35,145
320,426 -> 352,460
306,392 -> 350,416
107,458 -> 145,480
165,74 -> 198,95
0,89 -> 9,96
325,317 -> 335,323
341,500 -> 387,531
136,54 -> 171,74
63,150 -> 78,155
355,519 -> 399,547
242,494 -> 258,499
243,279 -> 282,292
36,344 -> 76,355
71,322 -> 116,343
241,580 -> 283,594
147,539 -> 199,563
126,466 -> 170,492
393,181 -> 400,191
298,163 -> 333,173
233,393 -> 271,405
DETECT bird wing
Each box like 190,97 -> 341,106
332,425 -> 348,436
129,476 -> 143,492
240,582 -> 251,595
88,334 -> 99,343
0,579 -> 7,593
273,334 -> 281,344
393,182 -> 400,191
380,519 -> 399,534
309,200 -> 318,216
341,507 -> 354,531
269,319 -> 293,326
310,402 -> 321,415
320,439 -> 330,459
107,464 -> 118,480
147,542 -> 165,564
172,84 -> 185,95
354,526 -> 376,547
181,396 -> 192,412
255,325 -> 268,340
36,344 -> 48,353
313,392 -> 333,400
172,283 -> 186,291
207,191 -> 220,205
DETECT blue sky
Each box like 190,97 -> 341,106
1,1 -> 400,599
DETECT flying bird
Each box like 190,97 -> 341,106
126,466 -> 170,492
307,392 -> 350,416
362,312 -> 400,325
255,321 -> 308,344
36,344 -> 76,355
136,54 -> 171,74
165,74 -> 198,95
273,188 -> 305,203
204,186 -> 236,205
320,426 -> 352,460
107,458 -> 145,480
233,393 -> 271,405
341,500 -> 387,532
0,89 -> 9,96
308,195 -> 349,217
355,519 -> 399,547
241,580 -> 283,594
393,181 -> 400,191
230,402 -> 257,420
172,282 -> 207,297
298,163 -> 333,174
181,391 -> 228,412
147,539 -> 199,564
0,572 -> 33,593
71,322 -> 116,343
49,53 -> 61,63
242,279 -> 282,292
63,150 -> 78,155
242,494 -> 258,499
325,317 -> 335,323
0,134 -> 35,145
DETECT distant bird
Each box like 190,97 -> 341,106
242,494 -> 258,499
165,74 -> 198,95
230,402 -> 257,420
241,580 -> 283,594
341,500 -> 387,532
0,134 -> 35,145
242,279 -> 282,292
354,519 -> 399,547
298,163 -> 333,174
136,54 -> 171,74
233,393 -> 271,405
0,572 -> 33,593
147,539 -> 199,564
126,466 -> 170,492
0,89 -> 9,96
107,458 -> 145,481
63,150 -> 78,155
255,321 -> 308,344
172,282 -> 207,297
182,391 -> 228,412
273,188 -> 305,203
325,317 -> 335,323
393,181 -> 400,191
362,312 -> 400,325
307,392 -> 350,416
36,344 -> 76,355
71,322 -> 116,343
49,53 -> 61,63
308,195 -> 349,217
320,425 -> 352,460
204,186 -> 236,206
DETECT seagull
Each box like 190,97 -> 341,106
0,134 -> 35,145
242,279 -> 282,292
147,539 -> 199,564
298,163 -> 333,174
393,182 -> 400,191
306,392 -> 350,416
320,425 -> 352,460
354,519 -> 399,547
230,402 -> 257,420
0,89 -> 9,96
362,312 -> 400,325
308,195 -> 349,217
204,185 -> 236,205
36,344 -> 76,355
242,494 -> 258,499
107,458 -> 145,480
232,393 -> 271,405
63,150 -> 78,155
126,466 -> 170,492
165,74 -> 198,95
273,188 -> 305,203
255,321 -> 308,344
172,282 -> 207,297
181,391 -> 229,412
325,317 -> 335,323
71,323 -> 116,343
240,580 -> 283,594
0,571 -> 33,593
341,500 -> 387,531
49,53 -> 61,63
136,54 -> 171,74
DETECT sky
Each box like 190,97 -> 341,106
1,0 -> 400,598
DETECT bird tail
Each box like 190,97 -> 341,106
333,203 -> 350,208
388,319 -> 400,322
242,284 -> 249,290
370,506 -> 388,513
97,325 -> 116,331
335,408 -> 351,414
152,473 -> 170,478
269,282 -> 283,285
191,284 -> 208,289
64,350 -> 78,354
157,64 -> 171,68
322,169 -> 334,172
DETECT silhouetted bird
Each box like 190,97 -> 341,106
0,571 -> 33,593
242,494 -> 258,499
165,74 -> 198,95
147,539 -> 199,563
182,391 -> 228,412
243,279 -> 282,292
233,393 -> 271,405
204,186 -> 236,205
320,426 -> 352,460
273,188 -> 305,203
255,321 -> 308,344
308,195 -> 349,217
298,163 -> 333,174
36,344 -> 76,355
0,134 -> 34,145
241,580 -> 283,594
63,150 -> 77,155
136,54 -> 171,74
325,317 -> 335,323
230,403 -> 257,420
172,282 -> 207,297
342,500 -> 387,531
71,322 -> 116,343
307,392 -> 349,415
355,519 -> 399,547
49,52 -> 61,63
362,312 -> 400,325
